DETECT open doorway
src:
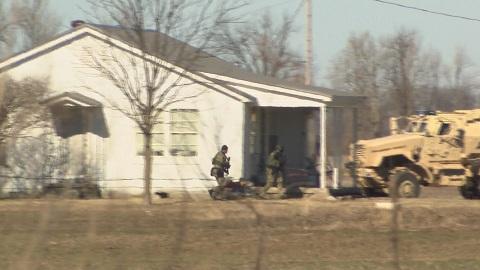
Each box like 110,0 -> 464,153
247,107 -> 318,186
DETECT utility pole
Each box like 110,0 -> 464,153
305,0 -> 313,86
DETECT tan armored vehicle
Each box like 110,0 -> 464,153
347,109 -> 480,198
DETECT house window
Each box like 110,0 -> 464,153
136,115 -> 165,156
170,109 -> 199,156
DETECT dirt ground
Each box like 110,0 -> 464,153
2,187 -> 480,270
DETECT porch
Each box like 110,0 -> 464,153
242,102 -> 362,189
44,92 -> 109,181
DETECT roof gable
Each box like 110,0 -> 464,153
0,23 -> 363,105
92,24 -> 353,99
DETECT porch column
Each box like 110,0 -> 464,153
319,104 -> 327,189
242,103 -> 251,179
264,109 -> 271,162
82,109 -> 90,176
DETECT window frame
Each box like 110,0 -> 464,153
169,109 -> 199,157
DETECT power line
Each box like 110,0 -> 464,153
372,0 -> 480,22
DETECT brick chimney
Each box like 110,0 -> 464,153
71,20 -> 86,28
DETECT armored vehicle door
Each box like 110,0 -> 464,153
424,121 -> 463,164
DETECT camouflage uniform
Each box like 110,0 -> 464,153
460,158 -> 480,199
211,150 -> 230,199
262,145 -> 285,195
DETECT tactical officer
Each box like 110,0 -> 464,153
261,145 -> 286,196
210,145 -> 231,199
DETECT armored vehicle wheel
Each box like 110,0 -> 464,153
459,178 -> 480,199
389,170 -> 421,198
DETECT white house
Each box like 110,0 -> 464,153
0,23 -> 363,196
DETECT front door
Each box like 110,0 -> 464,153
247,107 -> 310,183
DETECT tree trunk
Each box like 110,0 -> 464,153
143,133 -> 153,205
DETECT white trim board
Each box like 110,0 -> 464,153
0,26 -> 251,103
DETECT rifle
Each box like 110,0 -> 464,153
224,157 -> 231,175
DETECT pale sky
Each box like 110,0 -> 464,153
49,0 -> 480,86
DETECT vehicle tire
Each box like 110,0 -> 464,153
389,170 -> 421,198
459,177 -> 480,199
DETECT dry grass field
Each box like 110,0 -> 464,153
1,187 -> 480,270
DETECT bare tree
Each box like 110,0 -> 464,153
444,48 -> 478,110
379,29 -> 422,118
214,12 -> 304,82
0,74 -> 52,188
328,32 -> 381,138
83,0 -> 245,205
0,76 -> 51,143
416,48 -> 478,112
11,0 -> 62,50
415,49 -> 443,111
327,29 -> 476,135
0,2 -> 15,57
6,133 -> 69,196
0,77 -> 72,197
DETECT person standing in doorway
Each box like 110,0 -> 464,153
261,145 -> 286,197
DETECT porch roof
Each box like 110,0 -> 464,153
226,82 -> 324,107
42,92 -> 103,107
223,81 -> 365,108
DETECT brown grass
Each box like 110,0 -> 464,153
1,190 -> 480,270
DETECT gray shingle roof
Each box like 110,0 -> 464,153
0,22 -> 364,105
86,24 -> 363,101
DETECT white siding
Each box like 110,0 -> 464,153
4,35 -> 246,194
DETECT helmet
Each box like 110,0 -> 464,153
221,145 -> 228,151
